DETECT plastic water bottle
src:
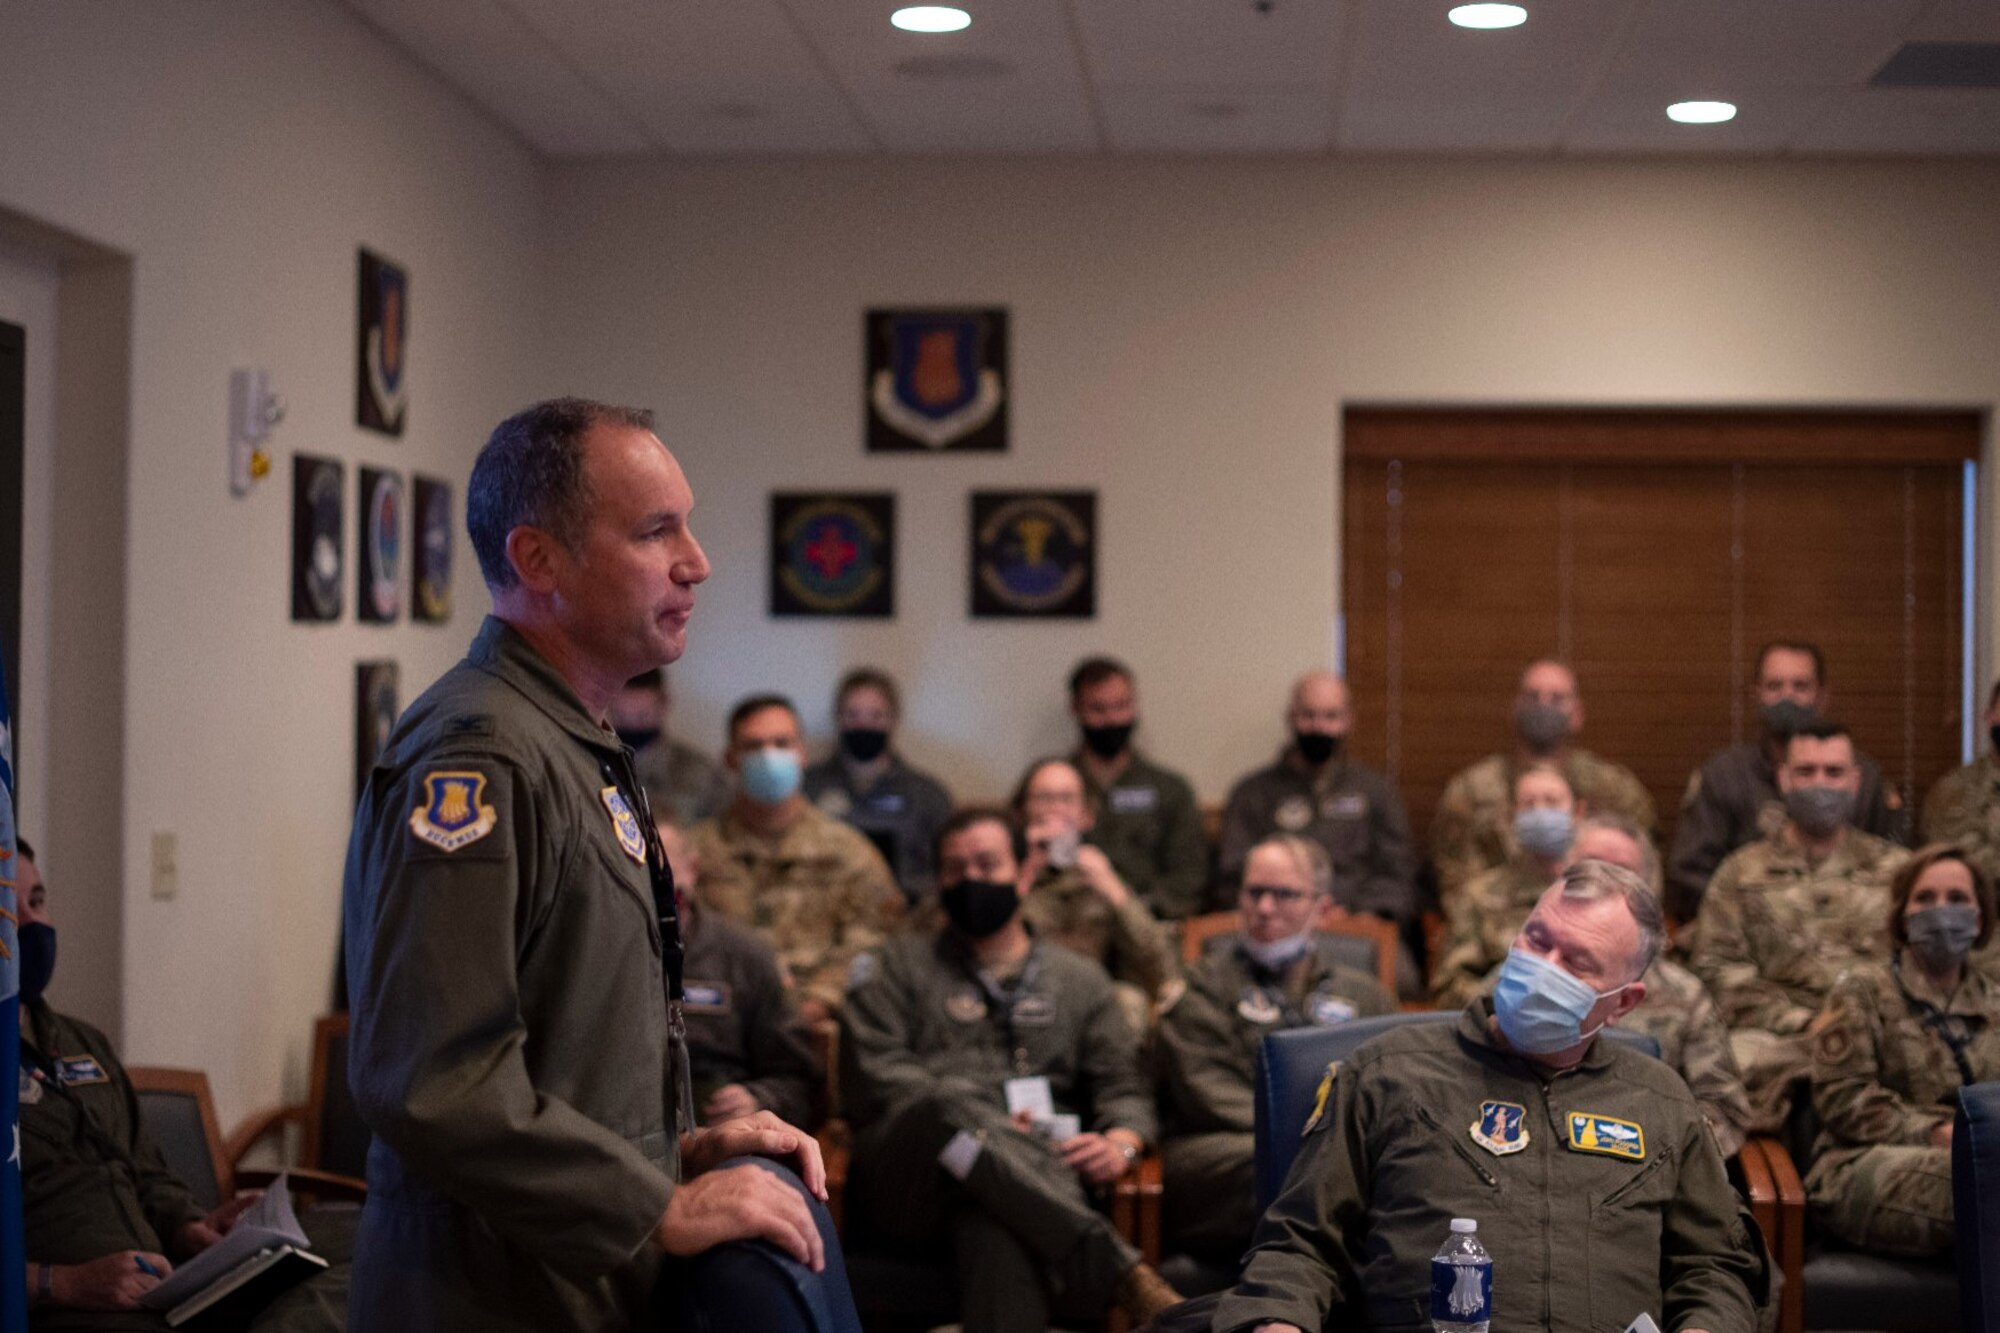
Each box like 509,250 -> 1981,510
1431,1217 -> 1492,1333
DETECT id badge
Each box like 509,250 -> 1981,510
1004,1075 -> 1054,1120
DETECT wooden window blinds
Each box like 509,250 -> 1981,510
1340,408 -> 1980,851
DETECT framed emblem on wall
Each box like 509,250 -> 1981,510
411,473 -> 453,624
291,454 -> 344,622
970,490 -> 1096,618
357,467 -> 403,624
356,247 -> 409,436
355,659 -> 399,799
865,308 -> 1007,452
770,492 -> 896,618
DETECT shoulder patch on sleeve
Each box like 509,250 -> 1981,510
409,769 -> 500,853
1302,1060 -> 1339,1137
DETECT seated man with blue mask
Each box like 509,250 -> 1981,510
1208,860 -> 1769,1333
688,693 -> 902,1025
1155,835 -> 1395,1266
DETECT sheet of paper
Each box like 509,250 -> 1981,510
1043,1113 -> 1081,1141
141,1173 -> 309,1309
1004,1076 -> 1054,1120
1622,1314 -> 1662,1333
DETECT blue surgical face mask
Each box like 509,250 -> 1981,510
1491,947 -> 1627,1055
1241,928 -> 1314,972
1513,807 -> 1574,859
18,922 -> 55,1005
739,748 -> 802,805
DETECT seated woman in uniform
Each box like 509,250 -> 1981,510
1009,758 -> 1178,1030
1807,842 -> 2000,1256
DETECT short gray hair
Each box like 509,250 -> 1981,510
467,397 -> 655,589
1247,834 -> 1333,899
1574,812 -> 1662,896
1558,858 -> 1664,982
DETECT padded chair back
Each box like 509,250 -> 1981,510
128,1067 -> 227,1212
1955,1081 -> 2000,1332
1252,1015 -> 1662,1208
307,1013 -> 371,1180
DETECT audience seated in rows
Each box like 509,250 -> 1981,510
1154,835 -> 1394,1268
803,666 -> 954,905
16,839 -> 349,1332
609,666 -> 729,827
1668,641 -> 1903,919
1429,658 -> 1657,904
1690,721 -> 1911,1127
686,693 -> 901,1023
837,808 -> 1181,1333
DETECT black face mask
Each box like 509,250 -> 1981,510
1080,723 -> 1134,760
1294,730 -> 1341,766
18,922 -> 55,1005
1990,724 -> 2000,758
1760,699 -> 1819,740
840,728 -> 890,764
616,726 -> 662,754
940,878 -> 1019,939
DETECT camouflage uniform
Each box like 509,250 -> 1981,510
1022,865 -> 1178,1021
1806,952 -> 2000,1256
1429,750 -> 1656,902
1428,857 -> 1759,1157
1689,827 -> 1908,1123
687,803 -> 902,1014
1667,742 -> 1901,919
630,732 -> 730,827
1215,750 -> 1419,925
1155,936 -> 1394,1261
841,930 -> 1153,1333
1076,749 -> 1210,921
1920,753 -> 2000,884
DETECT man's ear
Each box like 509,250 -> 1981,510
505,525 -> 562,594
1609,978 -> 1647,1023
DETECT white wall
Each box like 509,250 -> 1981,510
541,157 -> 2000,808
0,1 -> 545,1123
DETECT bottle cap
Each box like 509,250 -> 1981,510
1450,1218 -> 1477,1233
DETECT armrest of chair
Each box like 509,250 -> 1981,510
1749,1135 -> 1807,1333
235,1165 -> 368,1206
815,1120 -> 850,1237
1110,1152 -> 1163,1265
223,1102 -> 306,1174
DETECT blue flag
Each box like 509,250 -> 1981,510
0,648 -> 26,1331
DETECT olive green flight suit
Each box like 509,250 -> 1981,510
840,929 -> 1155,1333
343,617 -> 684,1333
1075,749 -> 1211,921
1210,1004 -> 1768,1333
1155,937 -> 1394,1261
1807,953 -> 2000,1256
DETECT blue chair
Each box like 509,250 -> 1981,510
1955,1081 -> 2000,1333
1252,1012 -> 1661,1207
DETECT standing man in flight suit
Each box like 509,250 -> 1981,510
343,398 -> 856,1333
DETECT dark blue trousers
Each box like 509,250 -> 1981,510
674,1156 -> 862,1333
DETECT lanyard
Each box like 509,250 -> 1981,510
968,948 -> 1043,1078
1892,955 -> 1979,1089
602,750 -> 697,1135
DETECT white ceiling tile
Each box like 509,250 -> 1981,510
1100,85 -> 1334,151
1907,0 -> 2000,44
854,85 -> 1100,151
1791,88 -> 2000,153
1341,98 -> 1571,152
1600,0 -> 1928,92
1072,0 -> 1345,89
648,90 -> 880,154
346,0 -> 649,154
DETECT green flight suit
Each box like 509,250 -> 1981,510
1155,936 -> 1394,1261
840,929 -> 1154,1333
20,1004 -> 348,1333
1076,749 -> 1211,921
1210,1004 -> 1768,1333
343,617 -> 684,1333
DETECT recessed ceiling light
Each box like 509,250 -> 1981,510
1666,100 -> 1737,124
1448,4 -> 1527,29
892,6 -> 971,33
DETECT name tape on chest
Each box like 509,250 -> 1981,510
55,1056 -> 109,1088
1470,1100 -> 1529,1156
1309,992 -> 1358,1026
599,786 -> 647,864
682,981 -> 731,1014
1108,786 -> 1158,815
409,770 -> 499,853
1322,792 -> 1367,819
1567,1111 -> 1646,1160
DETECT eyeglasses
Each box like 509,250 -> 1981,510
1241,884 -> 1312,907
